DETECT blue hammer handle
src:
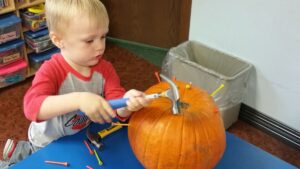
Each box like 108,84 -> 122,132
78,98 -> 129,116
108,98 -> 129,109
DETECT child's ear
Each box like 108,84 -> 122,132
49,31 -> 64,49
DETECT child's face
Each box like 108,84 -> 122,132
58,14 -> 109,68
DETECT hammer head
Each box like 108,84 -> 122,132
86,127 -> 103,149
159,74 -> 181,114
86,123 -> 123,149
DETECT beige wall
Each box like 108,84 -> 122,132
189,0 -> 300,130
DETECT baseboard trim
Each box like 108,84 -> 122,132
239,103 -> 300,150
107,37 -> 168,67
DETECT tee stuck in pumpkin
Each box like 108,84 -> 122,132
128,80 -> 226,169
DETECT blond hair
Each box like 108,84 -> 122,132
45,0 -> 109,34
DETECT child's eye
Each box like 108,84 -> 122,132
86,40 -> 94,43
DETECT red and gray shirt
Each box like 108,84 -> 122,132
24,53 -> 125,147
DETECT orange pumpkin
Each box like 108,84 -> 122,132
128,81 -> 226,169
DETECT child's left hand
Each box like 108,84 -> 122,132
116,89 -> 151,118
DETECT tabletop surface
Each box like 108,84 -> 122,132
11,123 -> 297,169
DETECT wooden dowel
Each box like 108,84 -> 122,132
44,160 -> 69,166
111,122 -> 130,126
84,140 -> 94,155
93,149 -> 103,166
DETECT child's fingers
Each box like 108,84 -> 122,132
90,114 -> 104,124
125,89 -> 145,98
138,96 -> 150,105
101,99 -> 116,118
132,91 -> 145,97
91,112 -> 111,124
126,97 -> 148,111
137,97 -> 150,107
98,109 -> 113,123
87,106 -> 115,124
96,117 -> 104,124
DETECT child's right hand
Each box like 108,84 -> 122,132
78,92 -> 116,124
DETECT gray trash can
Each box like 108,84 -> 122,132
162,41 -> 252,129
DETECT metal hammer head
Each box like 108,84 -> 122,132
86,123 -> 123,149
159,74 -> 181,114
86,127 -> 103,149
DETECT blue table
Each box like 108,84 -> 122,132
11,123 -> 297,169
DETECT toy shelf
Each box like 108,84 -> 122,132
15,0 -> 44,10
0,0 -> 46,88
0,0 -> 16,15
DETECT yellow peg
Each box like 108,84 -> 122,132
185,82 -> 192,89
210,83 -> 225,97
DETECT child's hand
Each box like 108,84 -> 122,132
117,89 -> 151,118
124,89 -> 151,112
78,92 -> 115,124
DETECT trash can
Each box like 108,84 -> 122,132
162,41 -> 252,129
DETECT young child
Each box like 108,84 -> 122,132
0,0 -> 150,167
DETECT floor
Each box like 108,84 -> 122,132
0,43 -> 299,167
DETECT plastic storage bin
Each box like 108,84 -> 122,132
24,28 -> 54,53
0,14 -> 21,44
21,9 -> 46,32
29,47 -> 59,69
162,41 -> 252,129
0,59 -> 27,88
0,39 -> 25,67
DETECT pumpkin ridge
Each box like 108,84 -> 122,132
156,112 -> 184,169
193,117 -> 200,168
203,123 -> 213,168
195,111 -> 223,168
129,107 -> 156,154
202,126 -> 213,168
179,109 -> 201,168
156,112 -> 174,169
209,117 -> 226,168
128,112 -> 145,152
177,107 -> 185,169
142,106 -> 171,168
192,93 -> 214,119
181,90 -> 208,118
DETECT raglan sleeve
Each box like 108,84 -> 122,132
23,60 -> 61,122
101,61 -> 129,121
102,61 -> 126,100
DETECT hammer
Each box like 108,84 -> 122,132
86,74 -> 181,148
104,74 -> 181,114
80,74 -> 180,114
86,122 -> 123,149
